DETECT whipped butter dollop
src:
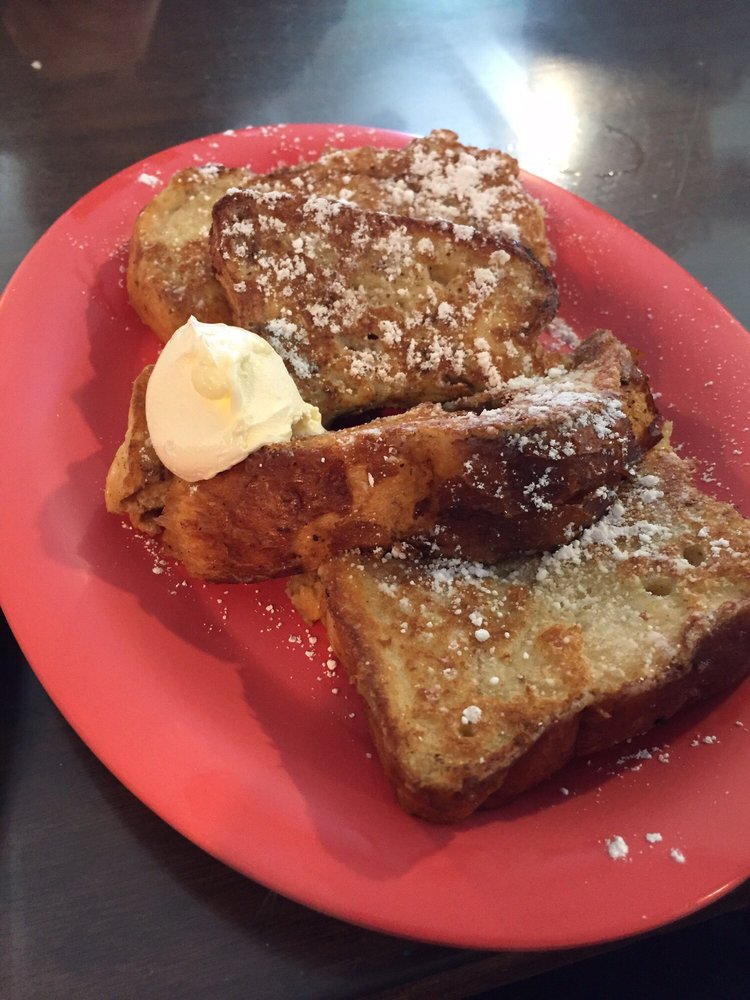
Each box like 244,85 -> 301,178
145,317 -> 324,481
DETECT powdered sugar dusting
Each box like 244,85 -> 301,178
606,835 -> 629,860
137,172 -> 161,188
216,179 -> 552,417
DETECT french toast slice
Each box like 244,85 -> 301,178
290,442 -> 750,822
106,330 -> 660,582
127,165 -> 256,341
210,189 -> 558,422
127,131 -> 550,344
265,128 -> 550,265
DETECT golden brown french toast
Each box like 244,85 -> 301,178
126,131 -> 550,344
127,165 -> 256,341
104,366 -> 171,534
265,128 -> 550,265
105,331 -> 660,582
290,443 -> 750,822
210,189 -> 558,423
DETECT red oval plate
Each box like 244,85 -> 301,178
1,124 -> 749,951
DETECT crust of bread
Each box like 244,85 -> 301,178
104,366 -> 171,533
292,445 -> 750,821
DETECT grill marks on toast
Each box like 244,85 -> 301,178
106,331 -> 660,583
297,445 -> 750,821
210,189 -> 558,422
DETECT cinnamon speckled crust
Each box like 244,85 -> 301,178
210,188 -> 558,423
294,445 -> 750,822
106,331 -> 660,582
104,365 -> 171,534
